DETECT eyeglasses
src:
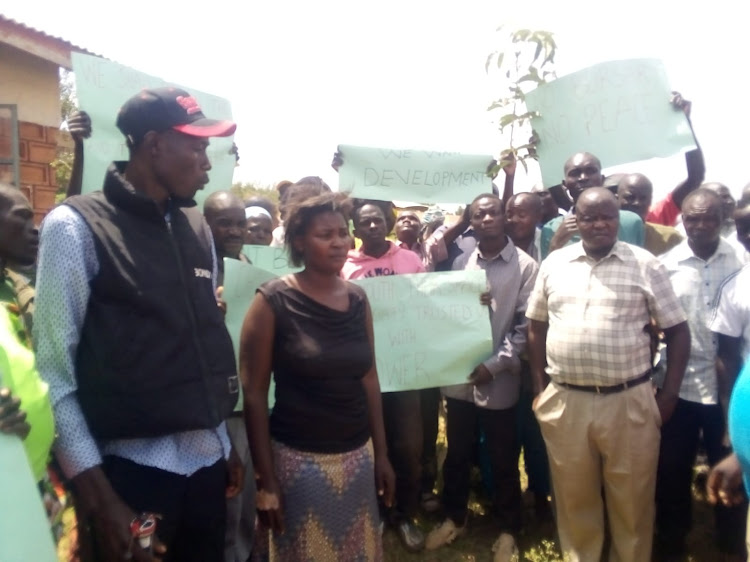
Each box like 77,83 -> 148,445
577,215 -> 618,225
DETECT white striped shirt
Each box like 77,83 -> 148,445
656,239 -> 743,403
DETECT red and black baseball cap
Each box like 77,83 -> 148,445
116,87 -> 236,144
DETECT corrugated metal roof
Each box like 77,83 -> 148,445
0,13 -> 101,67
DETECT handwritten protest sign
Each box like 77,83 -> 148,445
71,52 -> 236,208
338,144 -> 493,204
524,58 -> 696,187
356,271 -> 493,391
222,259 -> 493,393
222,259 -> 277,410
242,245 -> 301,276
223,259 -> 276,366
0,434 -> 58,562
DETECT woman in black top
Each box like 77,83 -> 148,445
241,191 -> 394,561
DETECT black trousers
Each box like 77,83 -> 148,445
420,387 -> 441,495
442,398 -> 521,532
655,399 -> 747,556
383,390 -> 423,519
80,456 -> 228,562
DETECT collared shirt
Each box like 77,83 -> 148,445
33,204 -> 230,479
515,229 -> 542,263
396,240 -> 436,272
428,225 -> 478,272
644,222 -> 683,257
656,239 -> 743,403
540,209 -> 645,259
442,238 -> 538,409
270,223 -> 285,248
711,264 -> 750,360
526,241 -> 686,386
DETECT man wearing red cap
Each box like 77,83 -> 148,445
33,87 -> 240,562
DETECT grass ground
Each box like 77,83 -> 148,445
382,411 -> 722,562
56,414 -> 725,562
381,470 -> 719,562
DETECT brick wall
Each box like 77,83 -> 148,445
17,121 -> 59,224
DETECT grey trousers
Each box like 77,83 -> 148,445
225,416 -> 256,562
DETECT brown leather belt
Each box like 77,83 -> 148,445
557,371 -> 652,395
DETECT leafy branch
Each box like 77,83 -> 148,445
486,27 -> 557,175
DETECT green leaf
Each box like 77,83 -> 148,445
533,41 -> 543,64
499,114 -> 519,128
487,99 -> 513,111
485,53 -> 495,73
495,52 -> 504,69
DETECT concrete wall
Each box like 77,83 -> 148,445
0,43 -> 62,222
0,44 -> 61,128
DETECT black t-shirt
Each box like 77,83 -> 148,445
259,278 -> 372,453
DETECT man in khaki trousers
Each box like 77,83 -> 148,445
526,189 -> 690,562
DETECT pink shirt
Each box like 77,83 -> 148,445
341,241 -> 426,280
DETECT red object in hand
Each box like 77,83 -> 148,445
130,512 -> 158,551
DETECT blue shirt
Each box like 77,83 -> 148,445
33,205 -> 230,479
540,209 -> 645,260
729,362 -> 750,491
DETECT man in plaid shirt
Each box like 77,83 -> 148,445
527,188 -> 690,562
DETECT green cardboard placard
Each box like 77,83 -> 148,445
337,144 -> 493,204
0,434 -> 58,562
242,245 -> 301,276
222,260 -> 493,393
354,270 -> 493,391
222,259 -> 277,410
524,58 -> 696,187
71,52 -> 236,208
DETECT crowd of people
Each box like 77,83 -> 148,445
1,85 -> 750,562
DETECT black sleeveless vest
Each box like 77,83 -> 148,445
65,163 -> 238,439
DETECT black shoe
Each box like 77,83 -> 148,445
395,519 -> 425,552
420,491 -> 441,514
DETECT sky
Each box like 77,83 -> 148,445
4,0 -> 749,201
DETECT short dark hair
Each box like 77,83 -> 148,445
284,192 -> 351,267
278,177 -> 331,214
0,183 -> 26,215
350,199 -> 396,233
682,187 -> 724,220
469,192 -> 504,213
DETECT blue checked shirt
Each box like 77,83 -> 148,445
33,205 -> 230,479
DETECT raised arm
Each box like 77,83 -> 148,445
666,93 -> 705,212
500,151 -> 517,207
65,111 -> 91,199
